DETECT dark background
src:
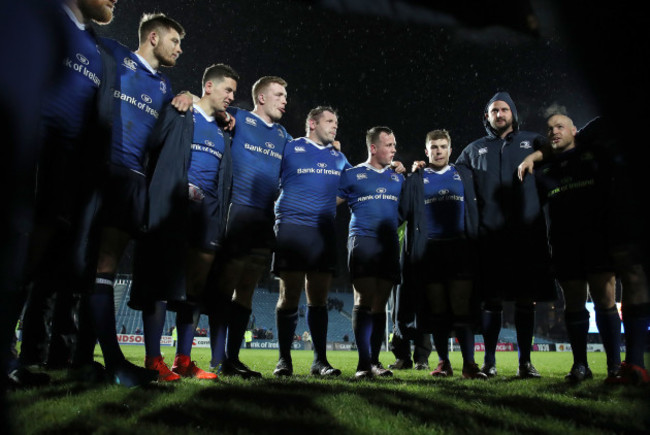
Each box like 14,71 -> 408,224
99,0 -> 648,287
96,0 -> 600,165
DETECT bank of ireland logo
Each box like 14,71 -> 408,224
265,142 -> 275,149
123,57 -> 137,71
141,94 -> 152,104
204,140 -> 214,147
376,187 -> 387,194
76,53 -> 89,65
317,163 -> 327,168
439,189 -> 449,196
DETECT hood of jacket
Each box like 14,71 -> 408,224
483,91 -> 519,138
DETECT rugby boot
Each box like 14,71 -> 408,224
430,359 -> 453,377
517,362 -> 541,378
604,361 -> 650,385
371,362 -> 393,377
273,358 -> 293,377
220,358 -> 262,379
462,362 -> 488,379
414,362 -> 430,371
172,354 -> 217,380
564,363 -> 593,383
310,360 -> 341,377
145,355 -> 181,382
480,363 -> 498,378
388,359 -> 413,370
109,359 -> 158,387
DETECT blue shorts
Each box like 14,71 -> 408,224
99,164 -> 147,237
188,187 -> 220,252
272,222 -> 336,274
348,235 -> 400,284
551,229 -> 615,281
422,238 -> 475,284
223,203 -> 275,258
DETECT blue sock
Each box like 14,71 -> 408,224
208,295 -> 229,367
565,309 -> 589,366
515,303 -> 535,365
176,304 -> 199,357
622,303 -> 650,367
89,273 -> 123,367
352,305 -> 372,370
226,301 -> 251,361
307,305 -> 329,364
276,307 -> 298,362
431,315 -> 451,362
142,301 -> 167,358
370,312 -> 386,365
481,308 -> 502,366
454,318 -> 475,365
596,306 -> 622,370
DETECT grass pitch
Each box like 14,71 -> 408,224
7,347 -> 650,434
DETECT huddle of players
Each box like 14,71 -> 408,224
18,0 -> 649,387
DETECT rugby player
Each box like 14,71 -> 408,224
207,77 -> 292,378
271,107 -> 351,377
337,127 -> 404,379
455,92 -> 555,379
406,130 -> 486,379
89,12 -> 185,387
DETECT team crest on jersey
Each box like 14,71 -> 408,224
122,57 -> 137,71
356,173 -> 367,180
317,163 -> 327,168
478,147 -> 488,155
245,117 -> 257,126
76,53 -> 89,65
294,146 -> 306,152
265,142 -> 275,149
141,94 -> 152,104
204,140 -> 214,147
160,81 -> 167,95
520,141 -> 532,149
376,187 -> 387,194
391,174 -> 400,182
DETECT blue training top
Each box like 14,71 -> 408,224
101,38 -> 173,173
187,105 -> 226,197
422,166 -> 465,239
338,163 -> 404,238
41,6 -> 102,144
275,137 -> 351,227
227,107 -> 292,211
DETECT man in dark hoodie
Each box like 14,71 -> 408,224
455,92 -> 555,378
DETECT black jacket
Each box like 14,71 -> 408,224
130,105 -> 232,307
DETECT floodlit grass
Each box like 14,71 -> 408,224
7,347 -> 650,434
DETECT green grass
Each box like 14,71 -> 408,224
7,347 -> 650,434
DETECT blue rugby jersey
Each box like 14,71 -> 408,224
337,163 -> 404,238
187,105 -> 225,197
275,137 -> 351,227
41,6 -> 102,144
101,38 -> 173,173
422,166 -> 465,239
227,107 -> 292,211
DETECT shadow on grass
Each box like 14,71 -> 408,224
8,373 -> 650,434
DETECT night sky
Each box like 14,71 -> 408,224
96,0 -> 598,166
